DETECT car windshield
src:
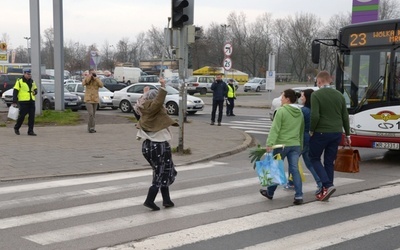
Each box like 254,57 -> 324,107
248,78 -> 260,83
98,87 -> 111,92
165,85 -> 179,94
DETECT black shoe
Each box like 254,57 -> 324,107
260,189 -> 273,200
14,128 -> 20,135
161,187 -> 175,208
218,122 -> 221,126
210,122 -> 215,125
143,201 -> 160,211
293,198 -> 303,205
27,132 -> 37,136
226,114 -> 231,116
231,114 -> 236,116
89,129 -> 96,133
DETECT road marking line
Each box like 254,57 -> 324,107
243,207 -> 400,250
0,178 -> 256,229
0,161 -> 226,195
22,177 -> 363,245
101,184 -> 400,250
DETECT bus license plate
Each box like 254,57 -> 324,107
373,142 -> 400,150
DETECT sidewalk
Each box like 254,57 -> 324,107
0,121 -> 253,181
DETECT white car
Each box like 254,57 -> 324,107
243,78 -> 266,92
65,82 -> 116,109
112,83 -> 204,115
269,86 -> 320,121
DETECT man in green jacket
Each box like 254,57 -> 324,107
310,71 -> 351,202
260,89 -> 304,205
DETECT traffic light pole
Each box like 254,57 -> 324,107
177,26 -> 188,153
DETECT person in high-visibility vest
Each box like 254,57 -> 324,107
226,79 -> 236,116
12,69 -> 38,136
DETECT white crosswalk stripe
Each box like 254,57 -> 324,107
0,161 -> 397,250
222,117 -> 272,135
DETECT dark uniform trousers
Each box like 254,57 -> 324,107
14,101 -> 36,133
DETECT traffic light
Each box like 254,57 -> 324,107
171,0 -> 193,28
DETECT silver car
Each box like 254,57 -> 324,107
112,83 -> 204,115
243,78 -> 266,92
65,82 -> 116,110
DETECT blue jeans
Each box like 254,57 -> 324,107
267,146 -> 302,199
309,132 -> 342,188
302,144 -> 322,188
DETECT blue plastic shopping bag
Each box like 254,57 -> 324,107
255,152 -> 286,187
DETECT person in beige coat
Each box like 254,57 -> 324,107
134,78 -> 178,211
82,69 -> 104,133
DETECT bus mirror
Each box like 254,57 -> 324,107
311,42 -> 320,64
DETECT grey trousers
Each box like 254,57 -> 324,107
85,103 -> 98,130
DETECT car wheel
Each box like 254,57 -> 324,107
188,92 -> 194,95
256,86 -> 260,92
187,111 -> 197,115
119,100 -> 132,113
199,88 -> 207,95
244,89 -> 248,92
43,99 -> 51,110
166,102 -> 178,115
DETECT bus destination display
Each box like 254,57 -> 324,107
348,29 -> 400,47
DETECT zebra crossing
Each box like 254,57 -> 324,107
222,117 -> 272,135
0,161 -> 399,250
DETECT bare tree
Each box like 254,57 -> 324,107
281,13 -> 322,81
144,26 -> 165,59
379,0 -> 400,20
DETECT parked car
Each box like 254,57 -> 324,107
222,78 -> 239,90
243,78 -> 267,92
269,86 -> 320,121
165,77 -> 183,90
101,77 -> 127,92
0,74 -> 22,95
64,79 -> 81,85
138,75 -> 159,83
65,82 -> 116,110
186,75 -> 215,95
112,83 -> 204,115
1,82 -> 83,111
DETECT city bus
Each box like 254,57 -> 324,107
312,18 -> 400,150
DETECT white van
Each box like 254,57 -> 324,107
114,67 -> 143,84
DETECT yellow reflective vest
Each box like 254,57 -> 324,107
227,84 -> 236,98
14,78 -> 37,101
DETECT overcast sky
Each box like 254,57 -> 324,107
3,0 -> 352,49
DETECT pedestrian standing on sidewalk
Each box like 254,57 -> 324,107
135,78 -> 178,211
299,89 -> 322,194
260,89 -> 304,205
82,69 -> 103,133
210,74 -> 228,126
12,69 -> 38,136
309,70 -> 351,201
226,79 -> 236,116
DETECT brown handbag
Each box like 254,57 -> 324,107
334,146 -> 360,173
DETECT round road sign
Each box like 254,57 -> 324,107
223,43 -> 233,56
223,57 -> 232,71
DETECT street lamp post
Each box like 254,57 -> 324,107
23,37 -> 31,63
220,24 -> 230,78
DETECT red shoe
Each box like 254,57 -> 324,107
316,186 -> 336,201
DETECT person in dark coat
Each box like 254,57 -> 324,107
210,74 -> 228,126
